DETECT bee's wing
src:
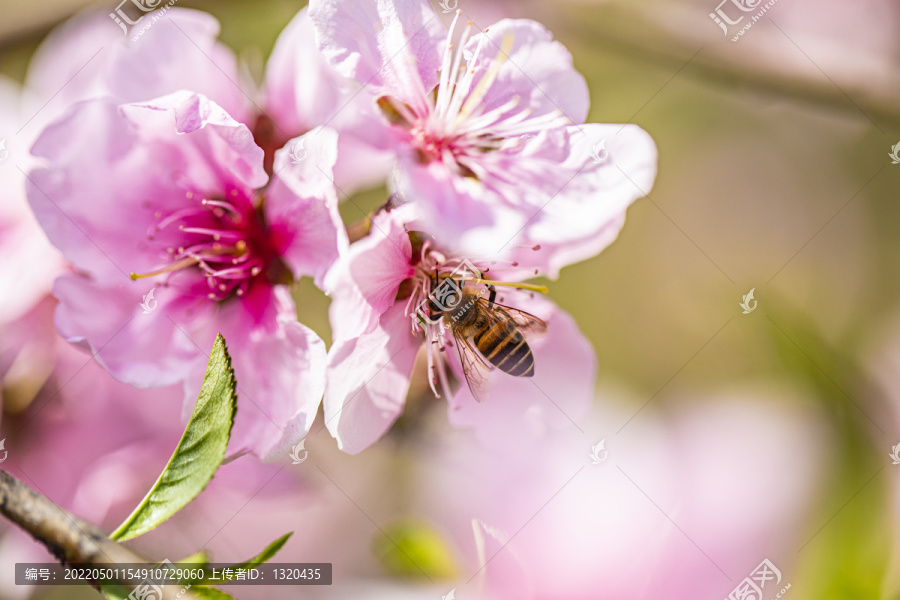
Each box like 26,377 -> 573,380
475,297 -> 548,336
453,331 -> 494,403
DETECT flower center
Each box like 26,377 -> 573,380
399,233 -> 544,330
395,232 -> 547,400
132,189 -> 288,301
376,12 -> 568,180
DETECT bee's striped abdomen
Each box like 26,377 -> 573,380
474,319 -> 535,377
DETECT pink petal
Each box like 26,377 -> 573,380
464,18 -> 589,125
24,8 -> 249,135
0,297 -> 59,414
395,160 -> 529,258
23,10 -> 119,122
308,0 -> 446,100
52,274 -> 208,388
267,127 -> 348,288
473,519 -> 532,598
265,8 -> 395,194
264,8 -> 347,134
0,136 -> 64,321
124,91 -> 265,180
323,303 -> 420,454
657,398 -> 828,583
324,210 -> 415,341
446,294 -> 595,450
419,391 -> 824,598
27,93 -> 266,284
331,129 -> 397,196
507,123 -> 659,279
217,292 -> 328,461
109,9 -> 250,122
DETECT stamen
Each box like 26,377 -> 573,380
458,33 -> 514,122
435,10 -> 463,114
455,157 -> 487,179
487,110 -> 571,137
437,21 -> 475,121
454,97 -> 521,135
445,28 -> 487,125
448,277 -> 548,295
132,190 -> 273,302
426,329 -> 441,398
433,332 -> 453,400
153,206 -> 208,232
201,199 -> 243,219
130,256 -> 198,281
179,227 -> 244,240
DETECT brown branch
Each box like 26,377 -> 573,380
0,469 -> 203,600
542,1 -> 900,129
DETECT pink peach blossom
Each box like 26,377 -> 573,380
323,208 -> 594,454
0,75 -> 66,415
413,389 -> 828,600
22,6 -> 391,194
27,91 -> 344,460
309,0 -> 658,277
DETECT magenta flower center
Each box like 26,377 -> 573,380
133,189 -> 286,301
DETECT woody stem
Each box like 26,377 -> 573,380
0,470 -> 202,600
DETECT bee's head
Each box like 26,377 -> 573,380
426,271 -> 445,320
426,270 -> 467,320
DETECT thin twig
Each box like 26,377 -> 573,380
550,2 -> 900,128
0,470 -> 202,600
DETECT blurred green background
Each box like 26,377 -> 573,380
2,0 -> 899,597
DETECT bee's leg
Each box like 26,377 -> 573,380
486,284 -> 497,308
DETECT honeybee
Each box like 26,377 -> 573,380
426,273 -> 547,402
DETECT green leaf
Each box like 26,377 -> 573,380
99,584 -> 131,600
101,584 -> 234,600
192,532 -> 293,584
177,549 -> 211,567
111,334 -> 238,541
188,587 -> 235,599
229,532 -> 292,570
